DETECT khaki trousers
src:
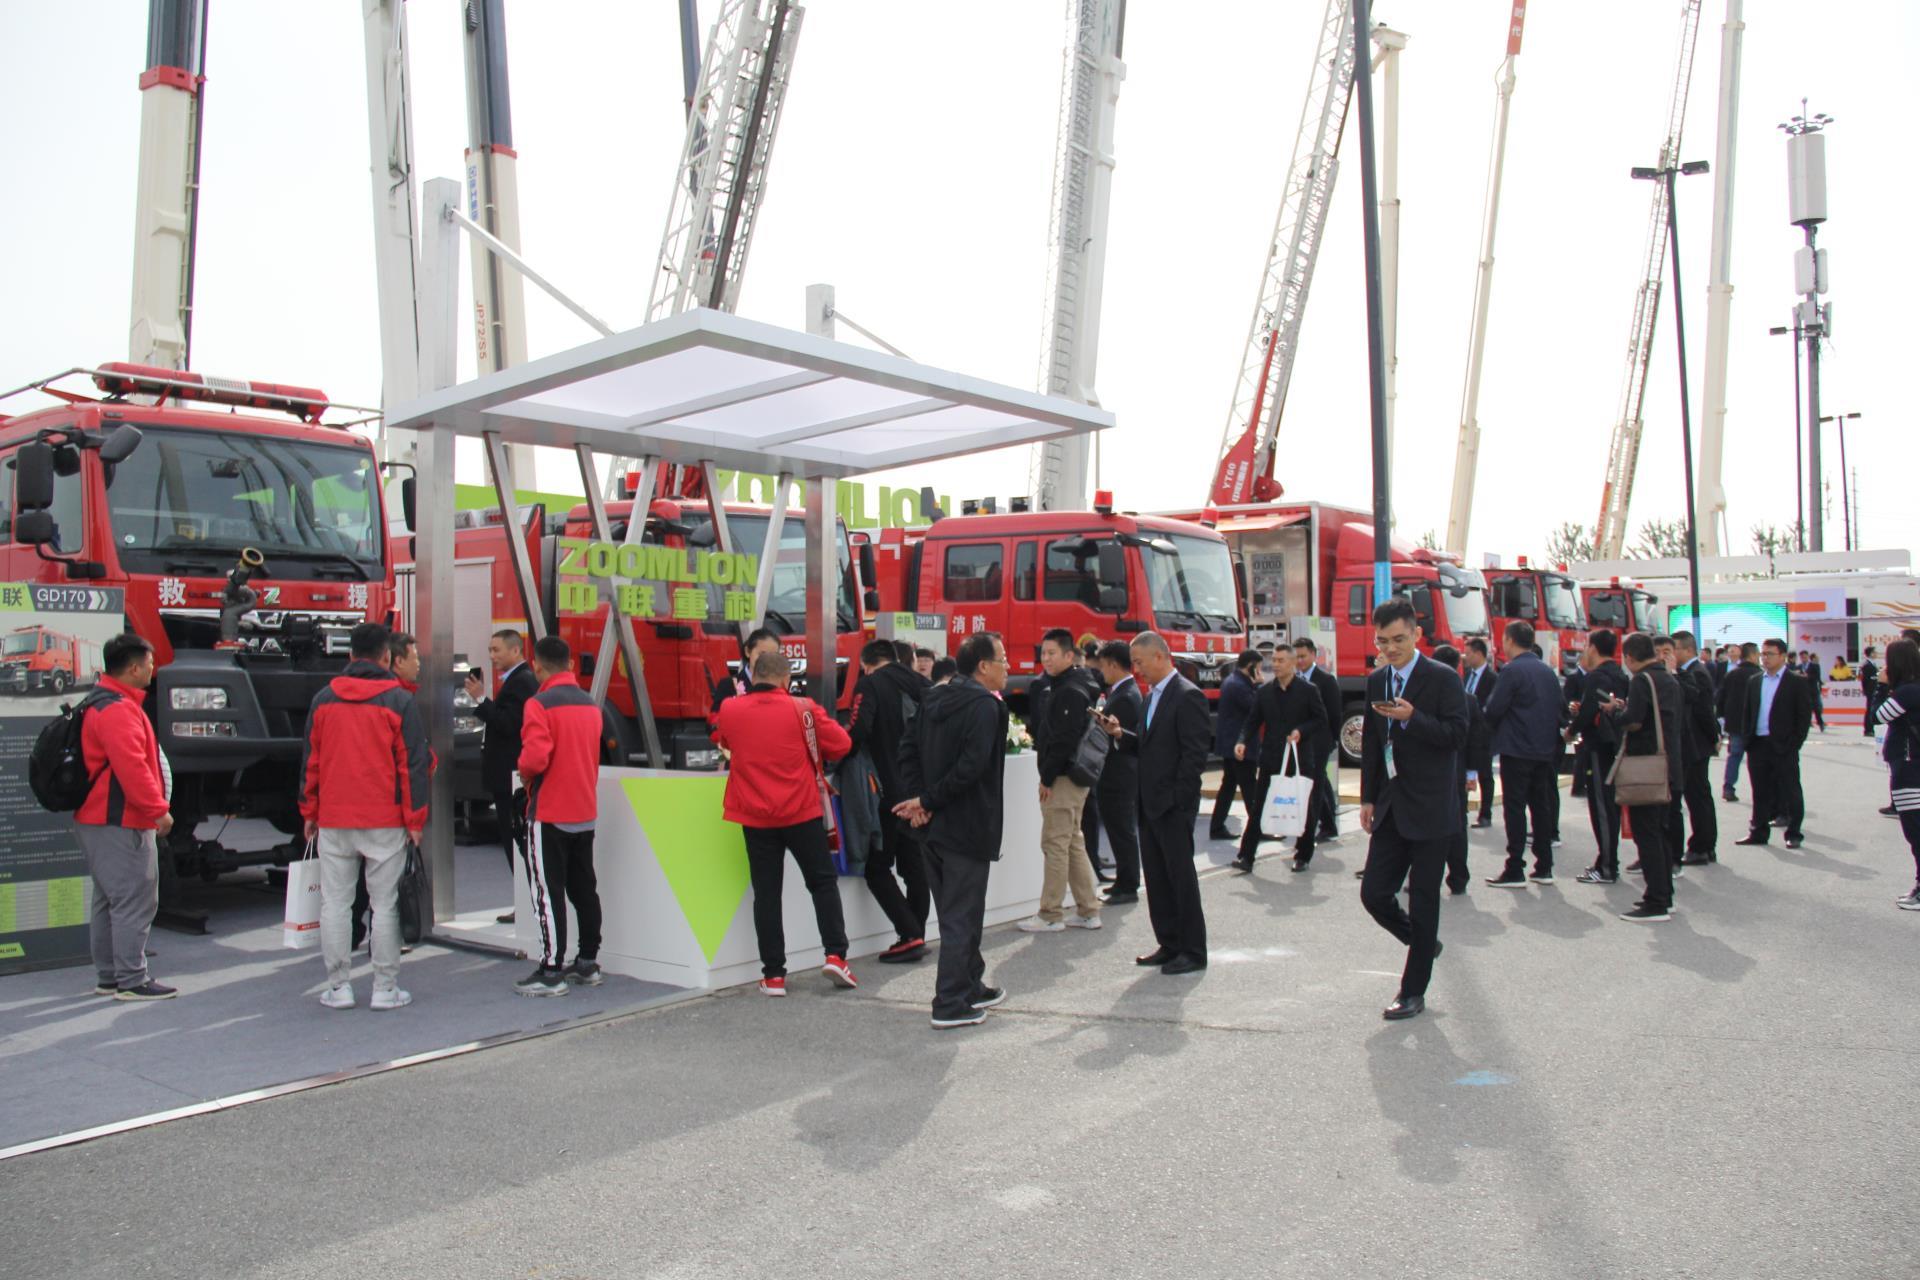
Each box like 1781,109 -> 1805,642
1038,777 -> 1101,922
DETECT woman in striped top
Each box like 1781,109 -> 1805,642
1874,638 -> 1920,909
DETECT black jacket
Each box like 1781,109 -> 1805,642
1360,655 -> 1471,839
1114,674 -> 1211,821
899,675 -> 1010,860
1484,651 -> 1563,761
1239,675 -> 1328,772
1037,666 -> 1102,787
1298,665 -> 1343,760
1716,661 -> 1760,730
1213,670 -> 1258,757
1573,660 -> 1631,749
1746,668 -> 1813,750
476,661 -> 539,791
1676,659 -> 1720,763
1614,665 -> 1684,795
1097,676 -> 1142,793
1461,661 -> 1498,755
847,660 -> 926,805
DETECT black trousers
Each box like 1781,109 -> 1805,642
1446,774 -> 1470,891
1209,757 -> 1249,835
1140,804 -> 1206,961
863,812 -> 929,942
743,821 -> 848,978
1238,765 -> 1316,865
923,838 -> 992,1020
1746,738 -> 1805,841
1307,747 -> 1340,837
1627,802 -> 1674,910
1360,818 -> 1447,1000
1668,755 -> 1718,856
528,823 -> 602,968
1500,755 -> 1557,873
491,784 -> 522,872
1095,770 -> 1141,893
1570,739 -> 1591,797
1585,743 -> 1622,876
1468,745 -> 1495,820
1082,795 -> 1108,869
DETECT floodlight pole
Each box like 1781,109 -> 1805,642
1352,0 -> 1394,608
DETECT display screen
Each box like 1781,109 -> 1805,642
1666,601 -> 1789,648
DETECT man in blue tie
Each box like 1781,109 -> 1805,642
1461,639 -> 1498,826
1735,638 -> 1813,849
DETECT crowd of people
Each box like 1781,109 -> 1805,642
67,604 -> 1920,1026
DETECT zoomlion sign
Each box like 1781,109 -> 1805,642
553,537 -> 760,624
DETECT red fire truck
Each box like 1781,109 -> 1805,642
0,363 -> 397,881
1486,556 -> 1589,673
1579,575 -> 1659,637
0,625 -> 102,695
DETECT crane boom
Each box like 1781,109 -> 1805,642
1695,0 -> 1746,556
1210,0 -> 1358,506
1594,0 -> 1704,560
1030,0 -> 1126,512
129,0 -> 208,370
1443,1 -> 1527,555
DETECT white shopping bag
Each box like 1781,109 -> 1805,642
282,842 -> 323,950
1260,741 -> 1314,840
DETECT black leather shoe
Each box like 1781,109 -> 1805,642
1680,852 -> 1712,866
1135,948 -> 1175,966
1447,881 -> 1468,895
1103,889 -> 1139,904
1880,805 -> 1898,817
1291,857 -> 1309,873
1474,818 -> 1494,829
1208,828 -> 1233,842
1383,995 -> 1424,1020
1723,790 -> 1739,802
1161,955 -> 1207,975
495,911 -> 516,924
1734,834 -> 1768,846
1784,835 -> 1804,849
1230,857 -> 1255,874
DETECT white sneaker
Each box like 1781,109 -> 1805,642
319,984 -> 355,1010
1065,914 -> 1103,930
370,987 -> 412,1011
1015,915 -> 1065,933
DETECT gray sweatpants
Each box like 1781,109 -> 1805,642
75,824 -> 159,991
318,827 -> 408,991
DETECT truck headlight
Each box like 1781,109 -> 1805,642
455,714 -> 484,737
171,687 -> 229,711
173,721 -> 236,738
682,747 -> 722,770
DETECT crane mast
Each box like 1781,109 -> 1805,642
360,0 -> 425,432
1210,0 -> 1358,506
129,0 -> 208,370
1443,1 -> 1527,555
1593,0 -> 1704,560
1695,0 -> 1746,556
1030,0 -> 1126,512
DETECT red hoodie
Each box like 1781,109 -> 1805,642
712,686 -> 851,827
518,672 -> 605,824
77,675 -> 170,829
299,661 -> 431,830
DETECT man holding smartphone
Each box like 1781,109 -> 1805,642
467,630 -> 539,924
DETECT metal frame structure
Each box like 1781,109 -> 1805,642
1593,0 -> 1705,560
1030,0 -> 1126,512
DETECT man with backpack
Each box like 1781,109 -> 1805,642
70,633 -> 176,1001
848,638 -> 929,963
1017,628 -> 1104,934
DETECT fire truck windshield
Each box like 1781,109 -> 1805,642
1146,534 -> 1240,632
1631,592 -> 1656,632
1438,567 -> 1489,636
104,427 -> 384,578
1543,576 -> 1582,629
2,632 -> 40,656
725,514 -> 858,631
1587,593 -> 1629,629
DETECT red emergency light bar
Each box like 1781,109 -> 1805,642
1093,489 -> 1114,516
92,362 -> 331,424
1516,554 -> 1531,570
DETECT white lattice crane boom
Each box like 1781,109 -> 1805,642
1030,0 -> 1126,512
1593,0 -> 1704,560
1210,0 -> 1358,506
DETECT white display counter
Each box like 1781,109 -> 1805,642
516,753 -> 1049,989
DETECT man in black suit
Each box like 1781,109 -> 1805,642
1672,631 -> 1721,865
1715,642 -> 1761,801
1735,637 -> 1813,849
1099,632 -> 1212,974
1460,638 -> 1498,826
1294,639 -> 1345,841
1483,621 -> 1565,885
1359,598 -> 1471,1021
468,629 -> 540,924
1093,642 -> 1144,905
1571,630 -> 1631,883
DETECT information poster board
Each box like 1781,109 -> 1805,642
0,585 -> 127,976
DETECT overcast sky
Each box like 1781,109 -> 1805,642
4,0 -> 1915,563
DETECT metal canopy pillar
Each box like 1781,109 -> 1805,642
751,473 -> 794,631
803,478 -> 836,709
416,178 -> 462,925
483,431 -> 547,644
576,446 -> 666,768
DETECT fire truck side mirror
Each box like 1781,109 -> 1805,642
401,477 -> 418,533
98,424 -> 143,465
14,443 -> 55,514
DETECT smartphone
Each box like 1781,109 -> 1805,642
1371,702 -> 1398,714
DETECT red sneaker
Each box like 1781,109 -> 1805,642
822,955 -> 858,989
758,977 -> 786,997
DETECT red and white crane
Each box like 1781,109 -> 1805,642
1593,0 -> 1705,560
129,0 -> 209,371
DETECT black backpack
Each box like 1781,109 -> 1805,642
29,690 -> 119,812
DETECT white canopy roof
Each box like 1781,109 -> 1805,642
387,308 -> 1114,478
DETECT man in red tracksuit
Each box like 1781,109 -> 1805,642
514,635 -> 608,996
712,646 -> 858,998
75,633 -> 177,1001
301,622 -> 430,1011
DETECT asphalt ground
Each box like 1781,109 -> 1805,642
5,730 -> 1915,1279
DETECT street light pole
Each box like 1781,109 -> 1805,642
1353,0 -> 1394,609
1819,412 -> 1861,550
1768,321 -> 1804,550
1633,159 -> 1709,636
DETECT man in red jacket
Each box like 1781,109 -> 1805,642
300,622 -> 430,1011
513,635 -> 608,996
76,633 -> 177,1001
712,646 -> 858,997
